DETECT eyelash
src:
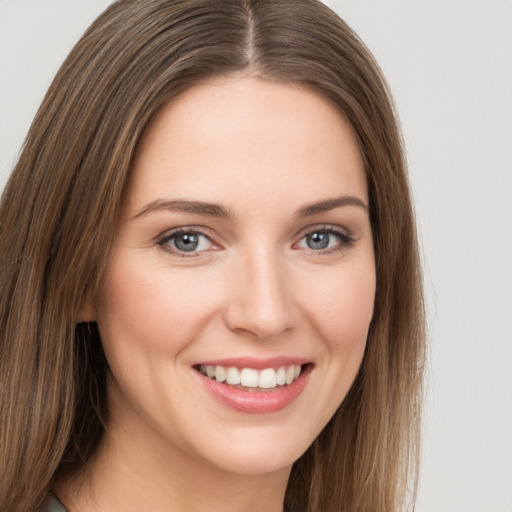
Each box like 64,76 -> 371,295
156,225 -> 355,258
157,227 -> 217,258
298,225 -> 355,255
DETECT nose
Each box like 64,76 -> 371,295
223,250 -> 298,340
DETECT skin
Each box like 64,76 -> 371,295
68,76 -> 376,512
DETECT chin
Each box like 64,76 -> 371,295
186,422 -> 317,477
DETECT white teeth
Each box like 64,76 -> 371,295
226,367 -> 241,385
199,364 -> 305,389
258,368 -> 277,388
285,366 -> 295,385
276,366 -> 286,385
215,365 -> 226,383
241,368 -> 259,387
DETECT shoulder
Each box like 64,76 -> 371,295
39,493 -> 69,512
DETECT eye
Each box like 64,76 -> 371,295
158,229 -> 216,256
296,227 -> 354,253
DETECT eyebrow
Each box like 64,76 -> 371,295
133,195 -> 368,220
295,195 -> 369,217
133,199 -> 232,219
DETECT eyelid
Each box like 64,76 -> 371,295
155,223 -> 355,258
293,224 -> 355,254
295,223 -> 353,240
156,226 -> 222,257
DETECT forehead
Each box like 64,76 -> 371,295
127,76 -> 367,215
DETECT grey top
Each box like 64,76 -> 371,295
39,493 -> 69,512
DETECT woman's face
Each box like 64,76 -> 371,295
89,77 -> 375,476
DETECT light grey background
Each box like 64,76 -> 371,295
1,1 -> 511,511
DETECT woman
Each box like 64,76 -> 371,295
0,1 -> 425,511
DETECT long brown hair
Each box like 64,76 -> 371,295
0,1 -> 425,510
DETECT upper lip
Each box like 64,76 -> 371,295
193,356 -> 311,370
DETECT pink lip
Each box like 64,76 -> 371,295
194,363 -> 313,414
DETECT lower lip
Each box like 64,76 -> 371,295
196,365 -> 312,414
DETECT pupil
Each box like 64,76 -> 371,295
307,232 -> 329,250
175,234 -> 199,252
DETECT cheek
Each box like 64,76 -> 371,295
95,256 -> 223,358
300,260 -> 376,352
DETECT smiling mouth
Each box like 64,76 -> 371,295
195,364 -> 310,391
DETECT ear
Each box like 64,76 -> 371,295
77,291 -> 97,323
